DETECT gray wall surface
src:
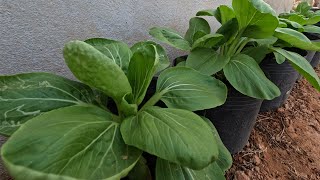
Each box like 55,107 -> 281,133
0,0 -> 292,78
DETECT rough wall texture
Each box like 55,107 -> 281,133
0,0 -> 230,77
0,0 -> 293,77
265,0 -> 294,14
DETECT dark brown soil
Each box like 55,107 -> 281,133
227,67 -> 320,180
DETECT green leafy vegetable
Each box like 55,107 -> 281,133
271,47 -> 320,91
1,105 -> 142,179
224,54 -> 281,100
127,45 -> 158,105
233,0 -> 279,38
185,17 -> 211,44
186,48 -> 230,75
64,40 -> 132,102
0,73 -> 97,136
1,36 -> 229,179
149,27 -> 191,50
157,67 -> 227,111
120,106 -> 218,170
85,38 -> 132,73
131,41 -> 170,73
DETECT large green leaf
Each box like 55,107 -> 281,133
85,38 -> 132,73
149,27 -> 191,51
157,67 -> 227,111
279,18 -> 304,31
127,45 -> 158,105
64,40 -> 132,102
202,117 -> 232,172
120,106 -> 218,170
271,47 -> 320,91
155,118 -> 232,180
288,14 -> 307,25
155,158 -> 225,180
186,48 -> 230,75
216,18 -> 239,44
0,73 -> 98,136
274,28 -> 320,51
1,105 -> 142,180
233,0 -> 278,38
192,34 -> 224,49
224,54 -> 280,100
305,15 -> 320,25
215,5 -> 236,24
296,2 -> 311,16
131,41 -> 170,73
185,17 -> 211,45
303,25 -> 320,34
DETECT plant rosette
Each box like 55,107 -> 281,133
149,0 -> 320,153
150,0 -> 320,99
0,38 -> 232,179
150,0 -> 282,100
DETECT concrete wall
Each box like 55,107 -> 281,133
0,0 -> 293,78
0,0 -> 230,78
266,0 -> 294,14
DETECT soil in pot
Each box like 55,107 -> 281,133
259,49 -> 308,112
198,87 -> 263,154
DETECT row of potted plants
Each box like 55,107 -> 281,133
149,0 -> 320,154
0,0 -> 320,179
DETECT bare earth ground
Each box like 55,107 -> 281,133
227,67 -> 320,180
0,68 -> 319,180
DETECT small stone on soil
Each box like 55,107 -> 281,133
234,171 -> 250,180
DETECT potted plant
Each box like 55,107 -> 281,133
0,39 -> 232,179
279,1 -> 320,67
257,2 -> 320,111
149,0 -> 283,153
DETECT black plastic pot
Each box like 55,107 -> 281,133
199,87 -> 263,154
311,52 -> 320,68
304,32 -> 320,68
259,49 -> 307,112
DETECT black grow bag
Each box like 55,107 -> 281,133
198,87 -> 263,154
259,49 -> 307,112
311,52 -> 320,68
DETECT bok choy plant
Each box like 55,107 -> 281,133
150,0 -> 320,97
149,0 -> 282,100
0,38 -> 232,179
